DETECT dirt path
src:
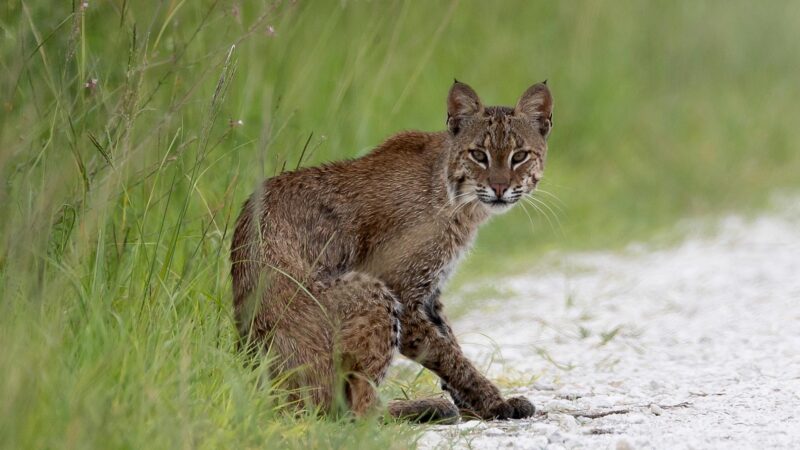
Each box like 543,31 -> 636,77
419,207 -> 800,449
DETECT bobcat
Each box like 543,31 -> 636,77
231,80 -> 553,422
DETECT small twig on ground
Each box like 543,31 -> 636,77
556,401 -> 691,419
568,408 -> 633,419
689,391 -> 725,397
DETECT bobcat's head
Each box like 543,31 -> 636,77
445,80 -> 553,214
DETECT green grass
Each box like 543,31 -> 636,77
2,1 -> 800,448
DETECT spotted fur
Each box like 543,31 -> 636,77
230,80 -> 553,420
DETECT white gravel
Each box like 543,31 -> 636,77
418,204 -> 800,449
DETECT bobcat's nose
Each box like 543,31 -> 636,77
490,183 -> 509,199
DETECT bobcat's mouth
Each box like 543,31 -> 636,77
475,189 -> 518,212
480,198 -> 517,212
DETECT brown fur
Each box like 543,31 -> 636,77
230,80 -> 554,421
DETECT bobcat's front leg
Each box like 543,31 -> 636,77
399,292 -> 534,420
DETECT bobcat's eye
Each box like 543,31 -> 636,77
469,150 -> 488,165
511,151 -> 530,165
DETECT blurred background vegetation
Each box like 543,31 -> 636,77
1,1 -> 799,448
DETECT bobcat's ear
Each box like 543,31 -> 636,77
447,80 -> 483,135
515,82 -> 554,138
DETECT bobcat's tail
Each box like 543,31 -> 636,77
387,398 -> 459,424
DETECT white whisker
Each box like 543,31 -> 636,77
523,196 -> 564,236
529,193 -> 565,220
534,188 -> 566,209
518,202 -> 537,233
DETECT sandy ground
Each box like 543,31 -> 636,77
418,205 -> 800,449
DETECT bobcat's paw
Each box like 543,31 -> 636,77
463,396 -> 536,421
485,400 -> 515,420
482,396 -> 535,420
507,396 -> 535,419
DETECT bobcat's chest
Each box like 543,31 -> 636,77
358,215 -> 479,303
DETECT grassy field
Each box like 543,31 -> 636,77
2,1 -> 800,448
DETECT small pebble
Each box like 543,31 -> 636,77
576,416 -> 593,425
544,399 -> 575,412
626,413 -> 647,424
528,436 -> 549,448
557,392 -> 583,401
484,427 -> 504,436
553,413 -> 580,432
650,404 -> 664,416
457,420 -> 487,431
615,437 -> 635,450
548,430 -> 566,444
589,395 -> 616,408
418,431 -> 443,448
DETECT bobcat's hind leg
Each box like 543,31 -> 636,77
327,272 -> 401,416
